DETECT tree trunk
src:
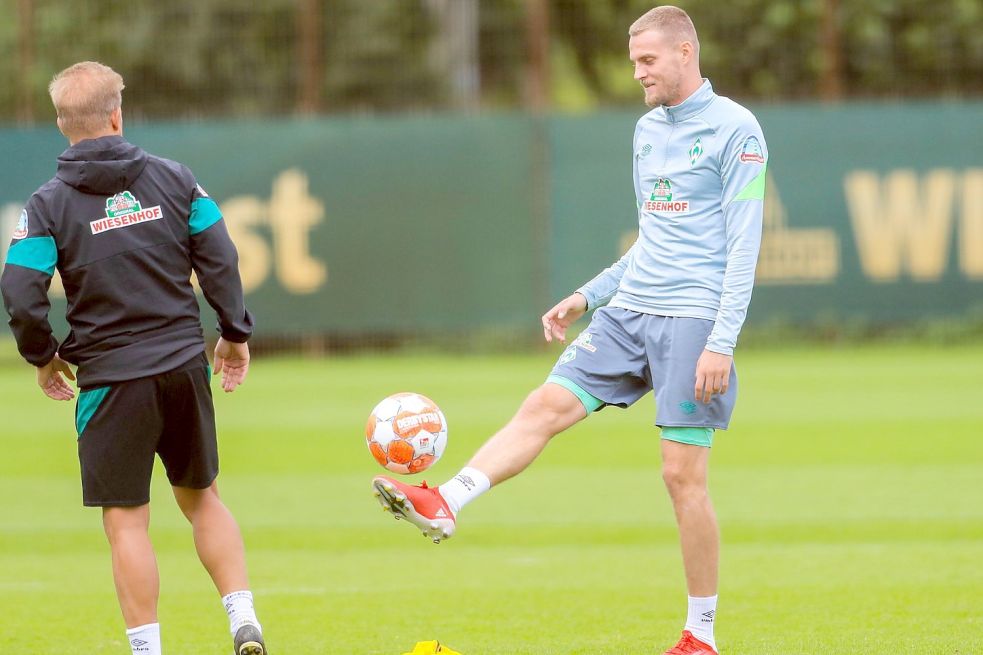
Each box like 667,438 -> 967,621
296,0 -> 323,114
17,0 -> 35,123
820,0 -> 843,101
523,0 -> 550,112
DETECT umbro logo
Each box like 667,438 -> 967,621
701,610 -> 715,622
130,638 -> 150,651
435,508 -> 448,518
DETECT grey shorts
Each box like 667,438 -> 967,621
548,306 -> 737,429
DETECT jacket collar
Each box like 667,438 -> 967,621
661,79 -> 715,123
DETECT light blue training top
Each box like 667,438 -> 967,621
576,79 -> 768,356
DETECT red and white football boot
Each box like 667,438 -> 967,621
372,476 -> 456,543
663,630 -> 718,655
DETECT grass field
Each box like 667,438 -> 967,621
0,343 -> 981,654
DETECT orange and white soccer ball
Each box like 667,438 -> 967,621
365,392 -> 448,474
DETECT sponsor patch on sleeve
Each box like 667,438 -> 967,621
739,136 -> 765,164
12,208 -> 29,239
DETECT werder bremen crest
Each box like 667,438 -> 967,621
689,137 -> 703,166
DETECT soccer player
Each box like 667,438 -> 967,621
372,7 -> 767,655
1,62 -> 267,655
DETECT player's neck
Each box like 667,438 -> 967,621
67,127 -> 122,146
668,74 -> 705,107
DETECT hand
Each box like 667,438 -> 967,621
541,292 -> 588,343
213,337 -> 250,393
694,349 -> 732,404
36,354 -> 76,401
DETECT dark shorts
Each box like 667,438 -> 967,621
75,352 -> 218,507
549,307 -> 738,429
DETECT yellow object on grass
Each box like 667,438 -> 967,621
401,640 -> 461,655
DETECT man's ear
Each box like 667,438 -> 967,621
680,40 -> 695,64
110,106 -> 123,133
56,114 -> 69,139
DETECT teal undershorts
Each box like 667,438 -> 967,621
546,374 -> 715,447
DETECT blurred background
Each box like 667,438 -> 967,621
0,7 -> 981,652
1,0 -> 982,352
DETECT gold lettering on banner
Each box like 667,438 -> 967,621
619,230 -> 636,256
2,171 -> 327,299
0,203 -> 18,263
49,270 -> 64,297
268,169 -> 327,293
845,169 -> 956,282
220,169 -> 327,294
756,173 -> 839,284
221,195 -> 272,294
959,169 -> 983,279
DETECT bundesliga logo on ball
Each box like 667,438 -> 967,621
365,393 -> 448,474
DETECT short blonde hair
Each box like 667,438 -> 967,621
48,61 -> 124,137
629,6 -> 699,52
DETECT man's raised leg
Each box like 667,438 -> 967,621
373,382 -> 588,541
468,382 -> 588,485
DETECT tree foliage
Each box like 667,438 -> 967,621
0,0 -> 979,124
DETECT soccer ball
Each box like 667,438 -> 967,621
365,392 -> 448,474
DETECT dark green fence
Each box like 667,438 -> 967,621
2,103 -> 981,341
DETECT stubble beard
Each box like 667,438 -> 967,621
643,77 -> 681,108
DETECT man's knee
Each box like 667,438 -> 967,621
662,459 -> 694,489
515,383 -> 587,435
660,442 -> 710,499
102,504 -> 150,541
173,483 -> 219,521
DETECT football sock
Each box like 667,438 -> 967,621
126,622 -> 161,655
438,466 -> 491,515
684,594 -> 717,651
222,590 -> 262,636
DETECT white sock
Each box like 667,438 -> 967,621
126,623 -> 161,655
222,590 -> 262,636
438,466 -> 491,515
684,594 -> 717,651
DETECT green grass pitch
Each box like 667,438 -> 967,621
0,343 -> 980,654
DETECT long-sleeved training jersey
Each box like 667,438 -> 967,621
1,135 -> 253,387
576,80 -> 767,356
